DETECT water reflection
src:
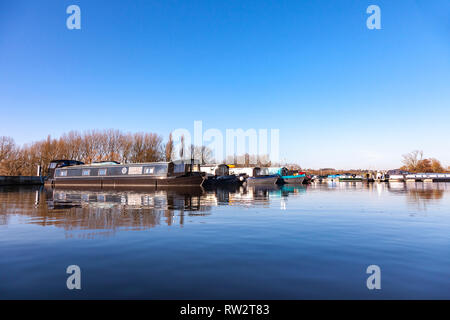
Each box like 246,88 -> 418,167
0,185 -> 306,238
1,182 -> 449,236
404,182 -> 446,211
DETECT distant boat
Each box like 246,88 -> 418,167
405,173 -> 450,182
201,164 -> 241,187
247,175 -> 279,185
268,167 -> 305,184
230,167 -> 279,185
339,174 -> 363,182
327,174 -> 341,182
45,159 -> 205,188
387,169 -> 410,182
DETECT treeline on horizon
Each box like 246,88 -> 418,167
0,129 -> 271,176
304,150 -> 449,175
400,150 -> 448,173
0,130 -> 173,176
1,131 -> 448,176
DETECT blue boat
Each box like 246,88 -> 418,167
268,167 -> 306,184
246,167 -> 280,185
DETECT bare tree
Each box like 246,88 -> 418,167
402,150 -> 423,172
165,133 -> 174,162
0,136 -> 15,161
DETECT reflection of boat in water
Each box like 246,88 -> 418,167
280,185 -> 307,194
385,181 -> 447,210
265,185 -> 307,197
45,186 -> 206,212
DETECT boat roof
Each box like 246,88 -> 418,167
58,162 -> 171,169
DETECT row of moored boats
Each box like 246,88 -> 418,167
45,160 -> 311,188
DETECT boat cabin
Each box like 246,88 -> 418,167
47,160 -> 85,179
267,167 -> 289,176
200,164 -> 230,177
50,160 -> 203,179
229,167 -> 262,177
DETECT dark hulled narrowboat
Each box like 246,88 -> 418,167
246,167 -> 280,185
201,164 -> 241,187
45,160 -> 205,188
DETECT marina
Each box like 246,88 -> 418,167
2,160 -> 450,188
0,0 -> 448,306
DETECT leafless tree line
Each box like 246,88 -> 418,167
401,150 -> 447,173
0,130 -> 282,176
0,130 -> 166,176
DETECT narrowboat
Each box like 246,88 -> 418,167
405,173 -> 450,182
228,166 -> 281,184
201,164 -> 241,187
246,167 -> 279,185
45,160 -> 205,188
228,166 -> 258,181
268,167 -> 305,184
302,173 -> 312,184
327,174 -> 340,182
387,169 -> 410,182
339,174 -> 363,182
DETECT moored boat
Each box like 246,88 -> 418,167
246,174 -> 279,185
405,173 -> 450,182
229,166 -> 279,185
246,167 -> 279,185
45,160 -> 205,188
387,169 -> 410,182
339,174 -> 363,182
201,164 -> 241,187
268,167 -> 305,184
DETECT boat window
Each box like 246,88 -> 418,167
174,163 -> 185,173
49,162 -> 57,169
99,168 -> 107,176
82,169 -> 90,176
59,170 -> 67,177
154,164 -> 168,174
129,166 -> 143,175
144,167 -> 154,174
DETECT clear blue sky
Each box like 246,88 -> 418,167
0,0 -> 449,169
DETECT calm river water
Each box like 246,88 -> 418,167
0,182 -> 449,299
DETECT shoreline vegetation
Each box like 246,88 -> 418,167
0,131 -> 449,177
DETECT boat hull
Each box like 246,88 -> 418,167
339,178 -> 363,182
246,175 -> 279,185
282,175 -> 305,184
47,174 -> 205,188
203,175 -> 241,187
